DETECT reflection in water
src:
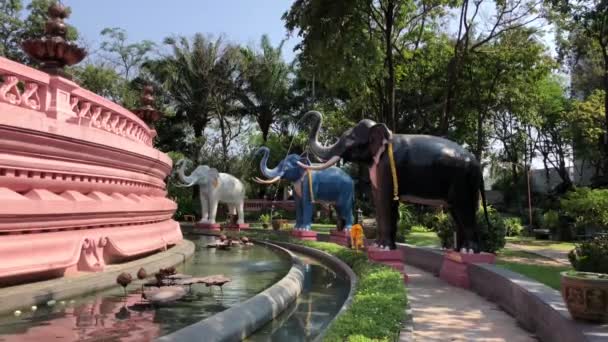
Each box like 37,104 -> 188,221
0,235 -> 290,342
247,256 -> 350,342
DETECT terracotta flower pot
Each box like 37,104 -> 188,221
561,271 -> 608,323
272,219 -> 287,231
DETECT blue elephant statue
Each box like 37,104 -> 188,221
254,147 -> 355,231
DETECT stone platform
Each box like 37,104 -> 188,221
290,230 -> 317,241
439,251 -> 496,288
329,229 -> 350,247
222,223 -> 250,231
194,223 -> 221,231
367,246 -> 408,283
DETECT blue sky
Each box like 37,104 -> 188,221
62,0 -> 300,62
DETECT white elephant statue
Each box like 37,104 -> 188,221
175,160 -> 246,224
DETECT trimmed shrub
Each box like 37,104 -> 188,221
396,204 -> 416,242
561,187 -> 608,232
504,217 -> 524,236
568,236 -> 608,274
426,206 -> 506,253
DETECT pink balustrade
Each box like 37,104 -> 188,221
0,56 -> 181,286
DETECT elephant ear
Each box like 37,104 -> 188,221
209,168 -> 220,188
368,123 -> 392,161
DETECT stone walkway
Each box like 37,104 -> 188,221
505,243 -> 570,265
405,265 -> 538,341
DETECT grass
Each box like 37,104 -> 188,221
495,249 -> 571,290
404,225 -> 441,247
242,230 -> 407,342
505,236 -> 576,252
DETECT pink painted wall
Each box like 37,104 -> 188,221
0,56 -> 182,286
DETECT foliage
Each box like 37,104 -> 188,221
568,236 -> 608,274
541,210 -> 560,232
504,217 -> 524,237
396,204 -> 416,242
244,231 -> 407,341
258,213 -> 271,225
100,27 -> 155,80
238,34 -> 292,142
423,206 -> 506,253
560,187 -> 608,231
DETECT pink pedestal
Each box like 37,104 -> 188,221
291,230 -> 317,241
0,56 -> 181,285
439,251 -> 496,288
367,246 -> 408,283
222,223 -> 250,230
195,223 -> 221,231
329,229 -> 350,247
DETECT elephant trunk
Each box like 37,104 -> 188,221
176,159 -> 195,186
303,111 -> 345,161
256,147 -> 283,179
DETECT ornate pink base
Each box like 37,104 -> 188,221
367,246 -> 408,283
291,230 -> 317,241
329,229 -> 350,247
439,251 -> 496,288
222,223 -> 250,230
195,222 -> 221,231
0,57 -> 182,286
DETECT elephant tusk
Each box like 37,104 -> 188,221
253,176 -> 281,184
297,155 -> 341,170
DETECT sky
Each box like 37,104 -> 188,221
62,0 -> 300,62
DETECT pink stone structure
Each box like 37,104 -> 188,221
367,246 -> 408,283
439,250 -> 496,288
291,230 -> 317,241
329,229 -> 350,247
0,56 -> 182,286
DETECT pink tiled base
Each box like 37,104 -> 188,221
291,230 -> 317,241
222,223 -> 250,230
195,223 -> 221,231
439,251 -> 496,288
329,229 -> 350,247
367,246 -> 408,283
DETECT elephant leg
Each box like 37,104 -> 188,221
449,207 -> 465,251
335,198 -> 353,231
371,187 -> 393,248
199,189 -> 209,223
208,196 -> 218,224
301,192 -> 313,231
294,196 -> 303,230
237,201 -> 245,224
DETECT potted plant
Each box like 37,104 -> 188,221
271,212 -> 287,231
562,236 -> 608,322
259,213 -> 271,229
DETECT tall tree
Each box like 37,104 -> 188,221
238,35 -> 291,143
100,27 -> 155,80
0,0 -> 24,62
549,0 -> 608,180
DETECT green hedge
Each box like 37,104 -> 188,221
244,231 -> 407,341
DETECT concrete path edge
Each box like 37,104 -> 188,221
400,243 -> 608,342
0,240 -> 195,316
156,240 -> 305,342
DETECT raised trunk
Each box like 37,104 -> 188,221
176,160 -> 195,186
303,111 -> 345,161
257,147 -> 283,178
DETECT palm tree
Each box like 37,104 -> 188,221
238,35 -> 291,143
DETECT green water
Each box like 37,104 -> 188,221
0,235 -> 290,342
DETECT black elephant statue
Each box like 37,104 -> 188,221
298,111 -> 490,252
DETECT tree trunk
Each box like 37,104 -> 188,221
475,111 -> 483,160
218,115 -> 229,173
602,47 -> 608,177
385,1 -> 396,131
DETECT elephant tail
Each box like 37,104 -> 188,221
479,174 -> 490,228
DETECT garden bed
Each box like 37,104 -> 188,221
243,230 -> 408,341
